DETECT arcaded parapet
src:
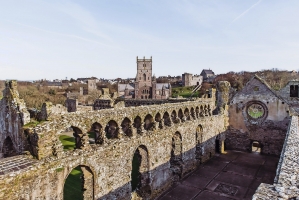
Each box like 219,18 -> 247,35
0,97 -> 227,199
226,75 -> 289,156
0,80 -> 30,158
253,116 -> 299,199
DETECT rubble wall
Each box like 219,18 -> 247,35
225,77 -> 289,156
0,100 -> 227,200
253,116 -> 299,199
0,81 -> 30,158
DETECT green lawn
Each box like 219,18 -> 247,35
248,110 -> 263,118
172,86 -> 199,98
63,166 -> 83,200
59,135 -> 75,150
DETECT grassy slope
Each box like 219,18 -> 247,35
172,86 -> 199,98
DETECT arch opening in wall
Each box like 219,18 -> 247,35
133,116 -> 142,134
131,145 -> 151,198
195,125 -> 203,163
163,112 -> 172,127
252,141 -> 261,153
105,120 -> 119,139
184,108 -> 190,120
2,136 -> 17,158
170,132 -> 183,182
171,110 -> 179,124
59,126 -> 84,150
90,122 -> 103,144
290,85 -> 299,97
144,114 -> 154,131
63,165 -> 94,200
121,117 -> 133,137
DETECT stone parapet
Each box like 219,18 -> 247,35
253,116 -> 299,199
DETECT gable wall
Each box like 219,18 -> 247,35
226,78 -> 289,156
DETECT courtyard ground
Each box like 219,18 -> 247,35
157,150 -> 279,200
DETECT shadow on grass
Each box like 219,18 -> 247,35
59,135 -> 75,150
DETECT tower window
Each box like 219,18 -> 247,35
143,74 -> 146,81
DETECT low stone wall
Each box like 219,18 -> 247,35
253,116 -> 299,199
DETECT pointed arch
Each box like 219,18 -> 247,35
2,136 -> 17,157
105,120 -> 119,139
121,117 -> 133,137
131,145 -> 151,198
144,114 -> 154,131
91,122 -> 103,144
64,165 -> 94,200
170,132 -> 183,182
163,111 -> 172,127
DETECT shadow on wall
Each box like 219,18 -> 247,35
62,134 -> 226,200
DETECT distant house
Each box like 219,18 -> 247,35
200,69 -> 215,82
46,81 -> 62,89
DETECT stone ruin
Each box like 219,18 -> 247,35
0,77 -> 298,199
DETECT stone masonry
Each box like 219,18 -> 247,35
0,81 -> 230,200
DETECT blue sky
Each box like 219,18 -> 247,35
1,0 -> 299,80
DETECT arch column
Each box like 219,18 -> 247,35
81,166 -> 94,200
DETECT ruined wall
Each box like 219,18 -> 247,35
0,81 -> 30,158
0,98 -> 228,200
226,76 -> 289,156
253,116 -> 299,199
37,102 -> 67,121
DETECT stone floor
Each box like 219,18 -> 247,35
0,155 -> 37,176
158,150 -> 279,200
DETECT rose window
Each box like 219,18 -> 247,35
247,103 -> 265,119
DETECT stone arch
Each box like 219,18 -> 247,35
190,107 -> 196,120
121,117 -> 133,137
2,136 -> 17,158
72,126 -> 86,149
144,114 -> 154,131
184,108 -> 190,120
163,111 -> 172,127
133,116 -> 142,134
63,165 -> 94,200
131,145 -> 151,198
105,120 -> 119,139
90,122 -> 104,144
171,110 -> 180,124
59,126 -> 88,150
195,125 -> 203,163
170,132 -> 183,182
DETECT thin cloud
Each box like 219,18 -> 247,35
232,0 -> 262,23
9,21 -> 118,49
